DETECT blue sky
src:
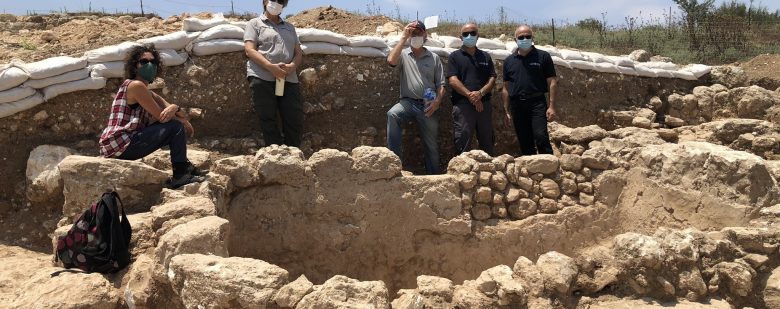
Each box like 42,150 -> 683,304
3,0 -> 778,25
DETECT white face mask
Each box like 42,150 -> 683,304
266,1 -> 283,16
410,36 -> 424,49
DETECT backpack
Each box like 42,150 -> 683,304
55,191 -> 132,273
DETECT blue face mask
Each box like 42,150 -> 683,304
462,35 -> 477,48
517,39 -> 533,50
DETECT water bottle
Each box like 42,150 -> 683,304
423,87 -> 436,112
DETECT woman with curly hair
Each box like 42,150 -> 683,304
98,44 -> 205,189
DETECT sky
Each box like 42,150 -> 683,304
3,0 -> 779,26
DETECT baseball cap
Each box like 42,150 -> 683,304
412,20 -> 426,32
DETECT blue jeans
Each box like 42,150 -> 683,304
117,121 -> 187,163
386,98 -> 440,174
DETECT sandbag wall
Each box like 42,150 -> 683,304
0,15 -> 713,120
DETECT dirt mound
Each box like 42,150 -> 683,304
286,6 -> 398,36
740,53 -> 780,90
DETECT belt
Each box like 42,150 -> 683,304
511,92 -> 545,101
404,97 -> 426,104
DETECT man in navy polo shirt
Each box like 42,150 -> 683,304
447,23 -> 497,156
501,25 -> 558,155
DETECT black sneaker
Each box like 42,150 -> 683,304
186,162 -> 208,177
167,173 -> 206,189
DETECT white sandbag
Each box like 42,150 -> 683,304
560,49 -> 586,61
682,64 -> 711,78
535,45 -> 562,58
672,70 -> 698,81
652,68 -> 675,78
348,36 -> 388,49
182,14 -> 227,32
25,56 -> 88,80
591,62 -> 620,74
633,65 -> 658,78
505,41 -> 518,52
190,39 -> 244,56
0,86 -> 36,104
230,21 -> 247,29
438,36 -> 462,49
604,56 -> 634,68
0,66 -> 29,92
25,67 -> 90,88
138,31 -> 199,50
301,42 -> 343,55
551,56 -> 571,69
342,46 -> 386,58
485,49 -> 512,61
0,92 -> 44,119
297,28 -> 350,46
616,66 -> 638,76
424,38 -> 445,48
582,52 -> 609,63
195,24 -> 245,42
43,76 -> 107,101
385,35 -> 408,48
637,61 -> 678,70
160,49 -> 189,66
84,42 -> 141,63
89,62 -> 125,78
568,60 -> 595,71
476,38 -> 505,50
426,47 -> 456,58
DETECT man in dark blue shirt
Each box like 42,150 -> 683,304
447,23 -> 497,156
501,25 -> 558,155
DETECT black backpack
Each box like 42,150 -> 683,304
55,191 -> 132,273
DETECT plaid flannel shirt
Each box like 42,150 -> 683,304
98,80 -> 152,158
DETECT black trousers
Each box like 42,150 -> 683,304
249,77 -> 303,147
118,121 -> 187,163
510,97 -> 553,156
453,97 -> 495,156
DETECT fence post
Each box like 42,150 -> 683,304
551,18 -> 556,46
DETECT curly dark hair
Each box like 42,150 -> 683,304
124,43 -> 162,81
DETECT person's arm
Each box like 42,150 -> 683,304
546,77 -> 558,122
150,91 -> 186,118
388,24 -> 413,66
480,55 -> 497,96
282,28 -> 304,75
127,81 -> 175,123
426,56 -> 447,117
502,81 -> 512,127
244,22 -> 286,79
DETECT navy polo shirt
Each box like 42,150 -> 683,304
503,47 -> 556,98
446,48 -> 496,102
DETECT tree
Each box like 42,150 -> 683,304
673,0 -> 715,49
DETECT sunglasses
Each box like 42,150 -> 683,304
517,35 -> 533,40
139,58 -> 159,65
461,31 -> 478,37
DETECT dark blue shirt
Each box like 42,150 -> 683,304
503,47 -> 556,98
446,48 -> 496,102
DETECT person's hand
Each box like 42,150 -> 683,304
160,104 -> 178,123
178,117 -> 194,137
281,63 -> 297,75
467,91 -> 481,104
402,22 -> 416,39
268,63 -> 287,79
503,112 -> 512,128
473,99 -> 484,113
425,100 -> 440,117
546,107 -> 557,122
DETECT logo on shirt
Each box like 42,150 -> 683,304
529,62 -> 541,67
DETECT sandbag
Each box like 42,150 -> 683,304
341,46 -> 386,58
616,66 -> 638,76
633,65 -> 658,78
190,39 -> 244,56
568,60 -> 594,71
485,49 -> 512,61
348,36 -> 389,49
159,49 -> 189,66
194,24 -> 244,42
637,61 -> 677,70
476,38 -> 505,50
138,31 -> 199,50
84,42 -> 141,63
438,36 -> 462,49
672,70 -> 698,81
591,62 -> 620,74
0,92 -> 44,119
297,28 -> 350,46
43,77 -> 107,101
385,35 -> 408,48
301,42 -> 343,55
230,21 -> 247,29
25,67 -> 90,88
582,52 -> 609,63
89,62 -> 125,78
426,47 -> 456,58
551,56 -> 571,69
604,56 -> 634,68
535,45 -> 562,58
25,56 -> 88,80
505,41 -> 518,52
560,49 -> 586,61
0,66 -> 29,92
651,68 -> 675,78
682,64 -> 711,78
182,14 -> 227,32
424,38 -> 445,48
0,86 -> 36,104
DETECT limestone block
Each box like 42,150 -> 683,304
155,216 -> 229,269
536,251 -> 578,295
296,275 -> 389,309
